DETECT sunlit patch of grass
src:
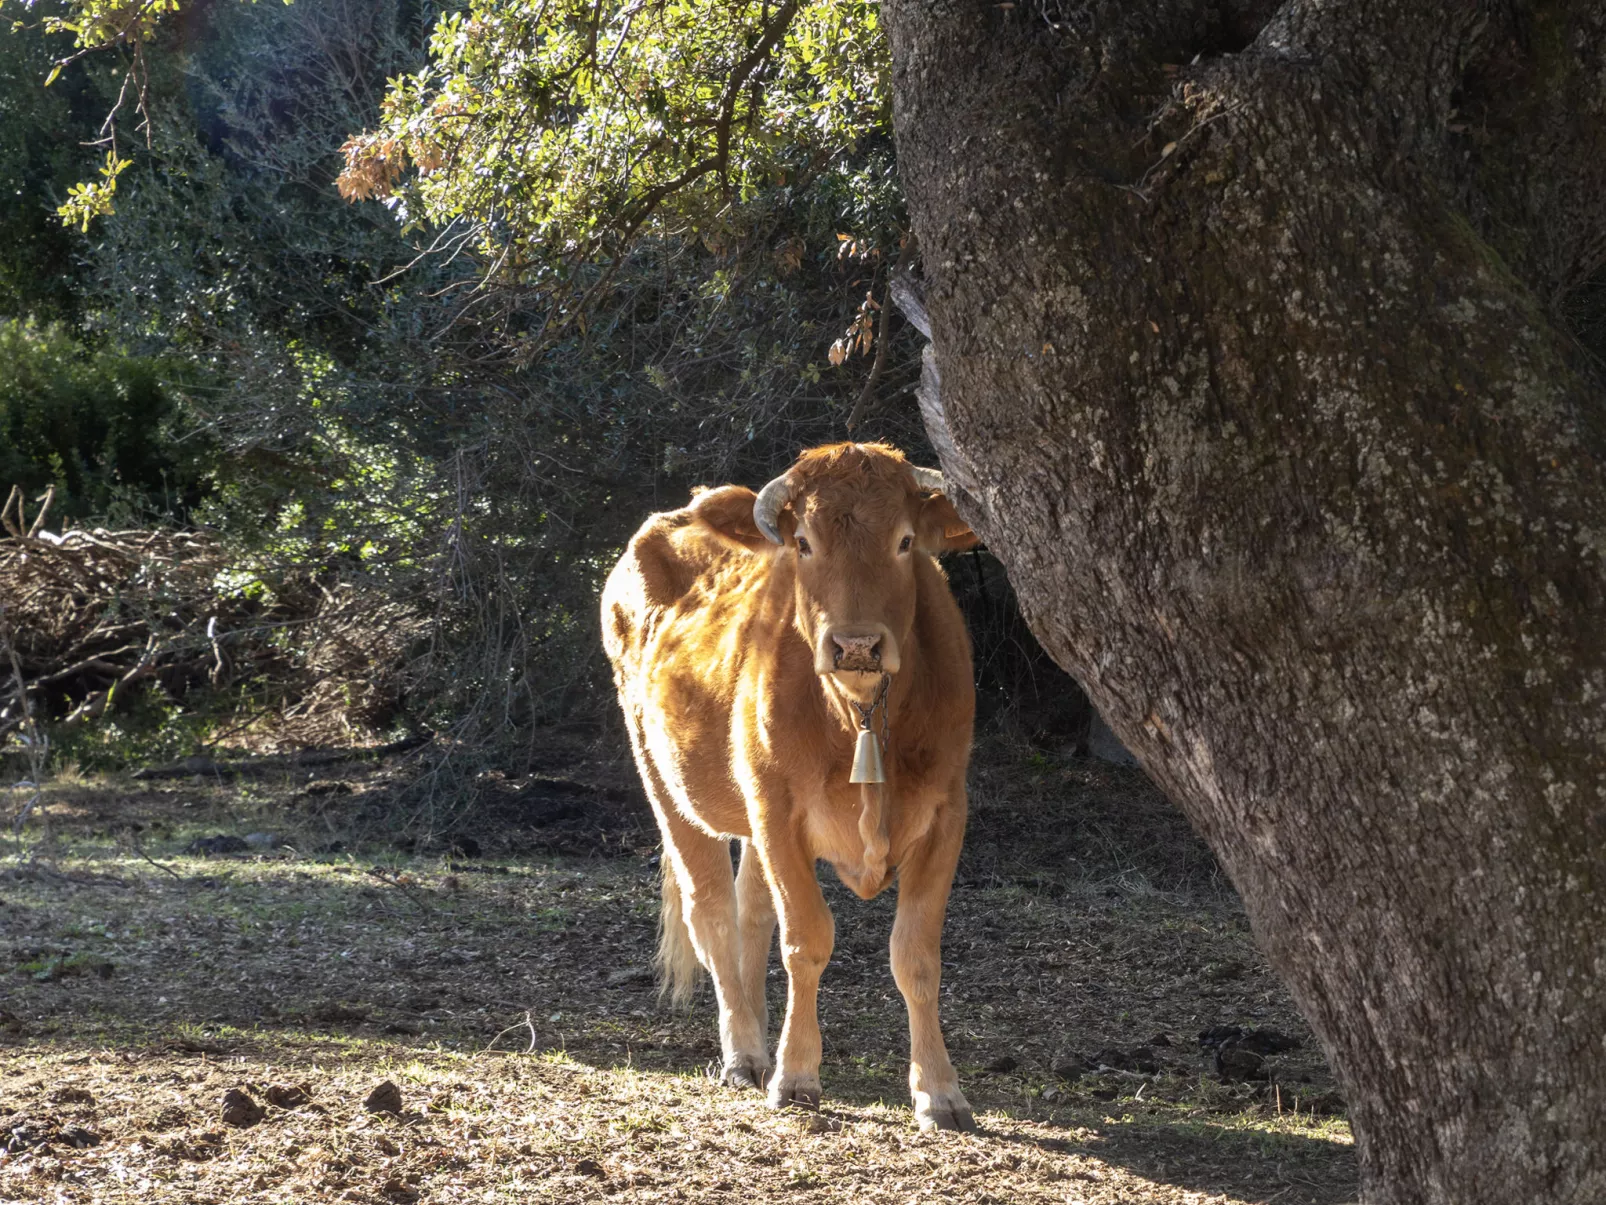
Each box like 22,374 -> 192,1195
1185,1104 -> 1355,1145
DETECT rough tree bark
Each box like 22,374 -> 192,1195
883,2 -> 1606,1202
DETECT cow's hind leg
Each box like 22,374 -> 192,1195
657,806 -> 770,1090
891,787 -> 975,1132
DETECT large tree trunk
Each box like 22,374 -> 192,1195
883,2 -> 1606,1202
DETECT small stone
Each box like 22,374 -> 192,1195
151,1105 -> 190,1131
1302,1091 -> 1347,1115
1236,1028 -> 1301,1055
380,1177 -> 420,1202
1215,1047 -> 1267,1082
1198,1024 -> 1246,1049
983,1054 -> 1018,1073
221,1088 -> 265,1128
1087,1047 -> 1131,1071
364,1080 -> 404,1114
1084,1046 -> 1160,1074
58,1126 -> 101,1149
265,1083 -> 311,1109
1049,1056 -> 1083,1082
184,834 -> 250,856
2,1121 -> 48,1153
1126,1046 -> 1160,1074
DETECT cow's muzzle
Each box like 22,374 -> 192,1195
833,632 -> 882,672
817,625 -> 900,676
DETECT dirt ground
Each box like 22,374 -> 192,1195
0,742 -> 1358,1204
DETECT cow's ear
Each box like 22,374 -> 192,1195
917,493 -> 980,553
689,484 -> 784,552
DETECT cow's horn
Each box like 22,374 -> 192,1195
752,473 -> 793,545
909,466 -> 946,493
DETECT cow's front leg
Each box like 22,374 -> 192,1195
891,788 -> 974,1132
733,839 -> 777,1087
753,809 -> 833,1111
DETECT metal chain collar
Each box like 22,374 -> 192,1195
851,672 -> 891,747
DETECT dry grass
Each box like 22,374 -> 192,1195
0,750 -> 1357,1204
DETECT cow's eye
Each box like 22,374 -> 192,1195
898,534 -> 913,554
796,535 -> 812,557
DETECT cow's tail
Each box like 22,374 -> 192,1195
656,855 -> 704,1008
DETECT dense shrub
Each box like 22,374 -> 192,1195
0,319 -> 203,521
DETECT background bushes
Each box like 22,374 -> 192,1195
0,0 -> 1085,808
0,320 -> 203,521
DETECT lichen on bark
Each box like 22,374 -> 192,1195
886,2 -> 1606,1202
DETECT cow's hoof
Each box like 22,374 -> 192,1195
914,1089 -> 976,1132
767,1075 -> 821,1112
721,1053 -> 771,1091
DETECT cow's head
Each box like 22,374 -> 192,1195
700,443 -> 976,695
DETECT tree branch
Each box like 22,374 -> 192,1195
845,278 -> 892,432
713,0 -> 802,187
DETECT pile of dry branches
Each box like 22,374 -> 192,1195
0,485 -> 422,756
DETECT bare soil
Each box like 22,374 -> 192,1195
0,742 -> 1357,1203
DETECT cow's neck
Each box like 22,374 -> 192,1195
818,667 -> 908,899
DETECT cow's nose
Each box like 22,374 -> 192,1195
831,632 -> 882,668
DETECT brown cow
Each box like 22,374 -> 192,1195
602,442 -> 980,1130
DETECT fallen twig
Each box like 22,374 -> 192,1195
0,486 -> 21,538
24,485 -> 54,539
1,859 -> 132,888
1,600 -> 47,854
366,865 -> 434,914
479,1010 -> 538,1056
1,508 -> 424,751
132,733 -> 433,781
127,827 -> 183,882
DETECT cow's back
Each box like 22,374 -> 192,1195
603,500 -> 782,835
603,508 -> 704,672
603,504 -> 771,676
